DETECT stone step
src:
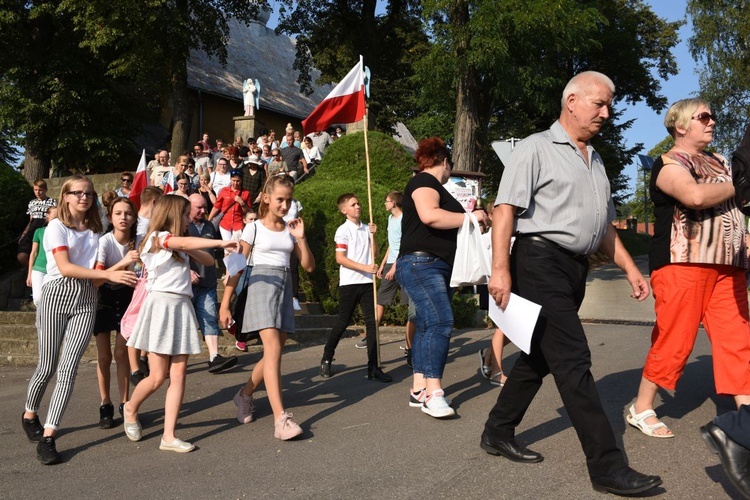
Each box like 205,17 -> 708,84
0,311 -> 36,326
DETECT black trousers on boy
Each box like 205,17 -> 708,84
322,283 -> 377,370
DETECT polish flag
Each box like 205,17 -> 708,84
302,56 -> 366,134
129,149 -> 148,209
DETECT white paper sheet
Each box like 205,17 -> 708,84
488,293 -> 542,355
223,251 -> 246,279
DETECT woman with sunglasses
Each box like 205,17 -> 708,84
627,98 -> 750,439
116,172 -> 133,197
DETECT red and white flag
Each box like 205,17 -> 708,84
129,149 -> 148,209
302,56 -> 366,134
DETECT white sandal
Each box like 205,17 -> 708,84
626,404 -> 674,438
489,371 -> 505,387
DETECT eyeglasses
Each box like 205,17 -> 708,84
692,112 -> 716,126
67,190 -> 95,199
121,178 -> 132,183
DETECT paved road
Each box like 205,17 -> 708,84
0,321 -> 740,499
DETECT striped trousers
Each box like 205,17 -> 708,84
25,277 -> 97,430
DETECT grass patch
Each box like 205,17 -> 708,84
616,228 -> 651,256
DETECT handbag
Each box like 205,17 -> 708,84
120,271 -> 149,340
450,213 -> 491,287
229,222 -> 256,342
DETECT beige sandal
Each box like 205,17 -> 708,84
626,404 -> 674,438
489,371 -> 506,387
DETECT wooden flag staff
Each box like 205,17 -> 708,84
362,108 -> 381,366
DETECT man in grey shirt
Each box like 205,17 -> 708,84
481,71 -> 661,496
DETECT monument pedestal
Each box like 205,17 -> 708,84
234,116 -> 257,142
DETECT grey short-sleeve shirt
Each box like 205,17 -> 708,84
494,120 -> 616,255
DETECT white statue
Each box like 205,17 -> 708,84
243,78 -> 260,116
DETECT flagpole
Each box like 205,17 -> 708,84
363,108 -> 381,367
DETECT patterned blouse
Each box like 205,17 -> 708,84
649,150 -> 747,272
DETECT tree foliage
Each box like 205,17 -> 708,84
688,0 -> 750,153
417,0 -> 681,203
0,1 -> 148,180
275,0 -> 430,131
56,0 -> 267,161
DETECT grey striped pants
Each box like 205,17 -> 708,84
25,277 -> 98,430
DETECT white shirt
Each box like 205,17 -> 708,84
211,171 -> 231,196
96,232 -> 131,269
335,219 -> 373,286
141,231 -> 192,297
240,221 -> 295,267
43,219 -> 100,284
283,200 -> 303,222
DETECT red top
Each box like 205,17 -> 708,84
214,187 -> 250,231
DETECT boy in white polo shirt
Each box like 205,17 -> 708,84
320,193 -> 392,383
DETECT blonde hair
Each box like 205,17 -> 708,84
258,175 -> 295,219
57,175 -> 103,233
138,195 -> 189,261
664,98 -> 709,138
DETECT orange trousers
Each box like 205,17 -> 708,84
645,264 -> 750,395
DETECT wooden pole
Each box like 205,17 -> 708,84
362,110 -> 381,367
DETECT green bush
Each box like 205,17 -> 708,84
452,292 -> 479,328
295,131 -> 415,310
0,164 -> 34,275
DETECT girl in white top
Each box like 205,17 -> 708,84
209,157 -> 232,196
220,175 -> 315,440
123,195 -> 238,453
302,136 -> 322,164
22,175 -> 137,465
93,197 -> 141,429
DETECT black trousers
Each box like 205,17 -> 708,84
715,404 -> 750,448
322,283 -> 377,370
483,237 -> 626,477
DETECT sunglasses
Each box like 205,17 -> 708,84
121,178 -> 132,183
692,112 -> 716,126
67,190 -> 95,199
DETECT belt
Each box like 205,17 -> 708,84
402,251 -> 438,259
518,235 -> 588,263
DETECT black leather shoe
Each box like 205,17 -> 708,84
591,466 -> 662,495
208,354 -> 238,374
701,422 -> 750,499
130,369 -> 146,387
367,367 -> 393,383
320,360 -> 332,378
22,414 -> 44,442
480,432 -> 543,463
98,403 -> 115,429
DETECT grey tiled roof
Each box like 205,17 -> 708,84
187,19 -> 333,119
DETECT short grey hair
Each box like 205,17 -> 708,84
561,71 -> 615,108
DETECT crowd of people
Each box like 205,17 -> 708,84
13,73 -> 750,498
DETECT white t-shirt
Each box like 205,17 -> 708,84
96,232 -> 131,269
43,219 -> 100,284
150,165 -> 172,186
240,220 -> 295,267
211,171 -> 231,195
283,199 -> 303,222
335,219 -> 373,286
386,213 -> 402,264
141,231 -> 192,297
136,216 -> 150,246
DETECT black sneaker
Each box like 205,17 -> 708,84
130,370 -> 146,387
99,403 -> 115,429
207,354 -> 238,374
119,403 -> 125,417
21,414 -> 44,442
36,436 -> 62,465
138,356 -> 150,377
405,348 -> 413,368
320,359 -> 332,378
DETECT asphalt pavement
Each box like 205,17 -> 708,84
0,257 -> 743,499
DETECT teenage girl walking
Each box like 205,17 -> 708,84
219,175 -> 314,440
122,195 -> 238,452
22,175 -> 138,465
93,197 -> 140,428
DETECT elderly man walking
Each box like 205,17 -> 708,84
481,71 -> 662,496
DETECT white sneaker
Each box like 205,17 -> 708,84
421,389 -> 455,418
292,298 -> 302,311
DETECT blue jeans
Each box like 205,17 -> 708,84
396,254 -> 453,379
192,286 -> 219,336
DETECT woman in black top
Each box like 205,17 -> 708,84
395,137 -> 486,419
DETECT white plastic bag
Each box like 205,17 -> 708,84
450,213 -> 491,287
